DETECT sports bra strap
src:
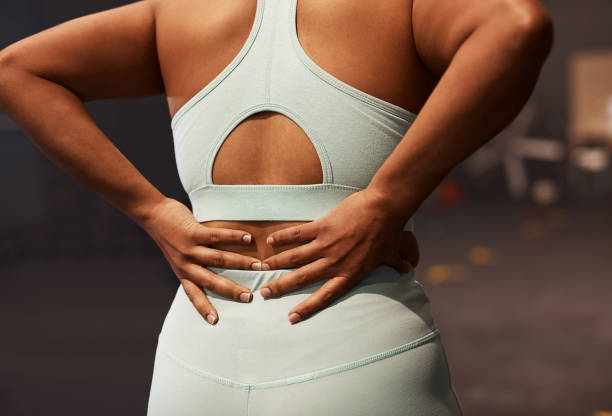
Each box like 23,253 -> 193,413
189,184 -> 415,232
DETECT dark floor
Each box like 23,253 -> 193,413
1,198 -> 611,416
415,199 -> 612,416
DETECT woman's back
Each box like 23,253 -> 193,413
0,0 -> 553,413
154,0 -> 435,260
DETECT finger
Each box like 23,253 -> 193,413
266,221 -> 318,246
260,241 -> 320,270
383,232 -> 415,273
259,258 -> 330,299
180,278 -> 218,325
188,245 -> 262,270
190,224 -> 253,246
184,264 -> 253,303
399,231 -> 419,267
287,275 -> 357,324
386,254 -> 413,274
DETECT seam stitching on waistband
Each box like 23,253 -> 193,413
157,328 -> 440,390
246,388 -> 251,415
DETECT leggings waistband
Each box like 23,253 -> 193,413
206,263 -> 412,293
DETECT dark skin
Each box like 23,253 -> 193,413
0,0 -> 553,325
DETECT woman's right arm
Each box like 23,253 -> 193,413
0,0 -> 259,324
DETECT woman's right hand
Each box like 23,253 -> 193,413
138,197 -> 261,325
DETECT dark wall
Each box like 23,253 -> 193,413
535,0 -> 612,139
1,1 -> 185,261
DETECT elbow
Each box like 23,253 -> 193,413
498,0 -> 555,60
516,1 -> 554,55
0,48 -> 16,100
0,46 -> 25,92
0,46 -> 21,73
0,48 -> 14,80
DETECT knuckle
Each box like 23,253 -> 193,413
325,252 -> 342,267
181,246 -> 198,261
320,288 -> 337,304
194,229 -> 207,244
344,264 -> 360,277
295,272 -> 309,287
207,230 -> 221,243
209,252 -> 226,267
175,261 -> 191,276
187,223 -> 199,242
204,277 -> 218,293
192,298 -> 207,311
317,237 -> 334,251
289,251 -> 301,265
182,220 -> 195,237
300,304 -> 315,318
182,283 -> 196,300
185,291 -> 196,304
317,221 -> 329,234
177,244 -> 195,261
197,229 -> 210,243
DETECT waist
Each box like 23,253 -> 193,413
157,264 -> 436,385
191,183 -> 415,261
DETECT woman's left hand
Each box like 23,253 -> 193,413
258,188 -> 419,324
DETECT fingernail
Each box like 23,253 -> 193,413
261,262 -> 271,271
206,314 -> 216,325
251,261 -> 262,270
289,312 -> 302,324
260,287 -> 271,298
242,234 -> 252,243
240,292 -> 252,303
266,236 -> 274,245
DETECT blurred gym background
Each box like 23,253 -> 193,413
1,0 -> 611,415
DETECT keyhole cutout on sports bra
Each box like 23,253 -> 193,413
211,111 -> 324,185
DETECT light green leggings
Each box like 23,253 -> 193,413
147,265 -> 463,415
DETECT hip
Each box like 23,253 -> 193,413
155,263 -> 441,386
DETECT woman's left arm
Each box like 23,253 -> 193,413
259,0 -> 554,324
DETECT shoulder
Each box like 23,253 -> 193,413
412,0 -> 553,75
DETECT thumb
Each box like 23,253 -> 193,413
399,257 -> 414,274
387,254 -> 413,274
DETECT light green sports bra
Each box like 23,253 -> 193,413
170,0 -> 418,232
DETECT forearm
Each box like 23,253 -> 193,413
0,59 -> 166,226
367,11 -> 553,222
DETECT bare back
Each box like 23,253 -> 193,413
0,0 -> 440,261
153,0 -> 435,259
